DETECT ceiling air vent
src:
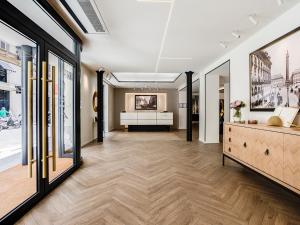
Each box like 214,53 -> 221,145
77,0 -> 105,32
62,0 -> 108,34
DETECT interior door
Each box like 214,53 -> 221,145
42,45 -> 76,186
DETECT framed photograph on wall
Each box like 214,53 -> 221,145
135,95 -> 157,110
249,27 -> 300,111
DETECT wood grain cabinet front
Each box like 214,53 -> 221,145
224,126 -> 242,159
223,125 -> 255,165
283,134 -> 300,190
253,130 -> 284,180
223,123 -> 300,194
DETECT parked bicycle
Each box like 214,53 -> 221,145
0,112 -> 22,132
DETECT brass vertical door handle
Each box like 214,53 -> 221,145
27,61 -> 33,178
42,61 -> 47,179
51,66 -> 56,172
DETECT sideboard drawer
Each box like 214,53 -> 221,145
138,113 -> 157,120
224,143 -> 241,159
224,126 -> 255,165
254,130 -> 284,180
224,124 -> 232,139
157,119 -> 173,125
138,119 -> 156,125
224,124 -> 233,144
121,112 -> 137,120
157,113 -> 173,120
283,134 -> 300,190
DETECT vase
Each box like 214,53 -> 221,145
233,108 -> 242,123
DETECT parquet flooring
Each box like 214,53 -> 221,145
16,131 -> 300,225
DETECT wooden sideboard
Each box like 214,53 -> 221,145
223,122 -> 300,195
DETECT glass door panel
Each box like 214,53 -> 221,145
47,51 -> 74,183
0,21 -> 37,219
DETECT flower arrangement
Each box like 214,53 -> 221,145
230,100 -> 246,122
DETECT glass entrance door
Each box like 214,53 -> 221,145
0,1 -> 81,223
43,49 -> 75,185
0,20 -> 38,219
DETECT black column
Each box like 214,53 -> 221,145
186,71 -> 193,142
97,70 -> 104,142
21,45 -> 33,165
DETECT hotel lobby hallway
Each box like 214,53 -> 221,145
16,131 -> 300,225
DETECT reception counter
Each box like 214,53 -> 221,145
120,112 -> 173,131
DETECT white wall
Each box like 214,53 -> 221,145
104,83 -> 109,133
199,76 -> 205,141
107,84 -> 115,132
205,74 -> 220,143
198,2 -> 300,128
80,64 -> 97,146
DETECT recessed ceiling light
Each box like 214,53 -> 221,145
248,15 -> 258,25
219,42 -> 228,49
231,31 -> 240,39
277,0 -> 284,6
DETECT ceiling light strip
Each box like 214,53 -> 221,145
231,31 -> 240,39
160,57 -> 193,60
219,42 -> 227,48
137,0 -> 173,2
248,15 -> 258,25
155,0 -> 175,72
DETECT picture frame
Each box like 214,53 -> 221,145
249,27 -> 300,111
135,95 -> 157,110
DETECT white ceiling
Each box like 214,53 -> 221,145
51,0 -> 300,89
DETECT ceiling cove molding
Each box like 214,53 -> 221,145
111,72 -> 182,83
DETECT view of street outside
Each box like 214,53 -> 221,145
0,128 -> 21,172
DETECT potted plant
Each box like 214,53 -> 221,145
230,100 -> 246,123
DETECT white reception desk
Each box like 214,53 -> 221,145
120,112 -> 173,131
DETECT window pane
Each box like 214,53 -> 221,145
48,52 -> 74,183
0,20 -> 37,219
8,0 -> 75,53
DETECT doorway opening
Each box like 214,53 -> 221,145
192,80 -> 200,140
202,60 -> 230,143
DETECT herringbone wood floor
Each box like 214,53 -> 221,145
16,131 -> 300,225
